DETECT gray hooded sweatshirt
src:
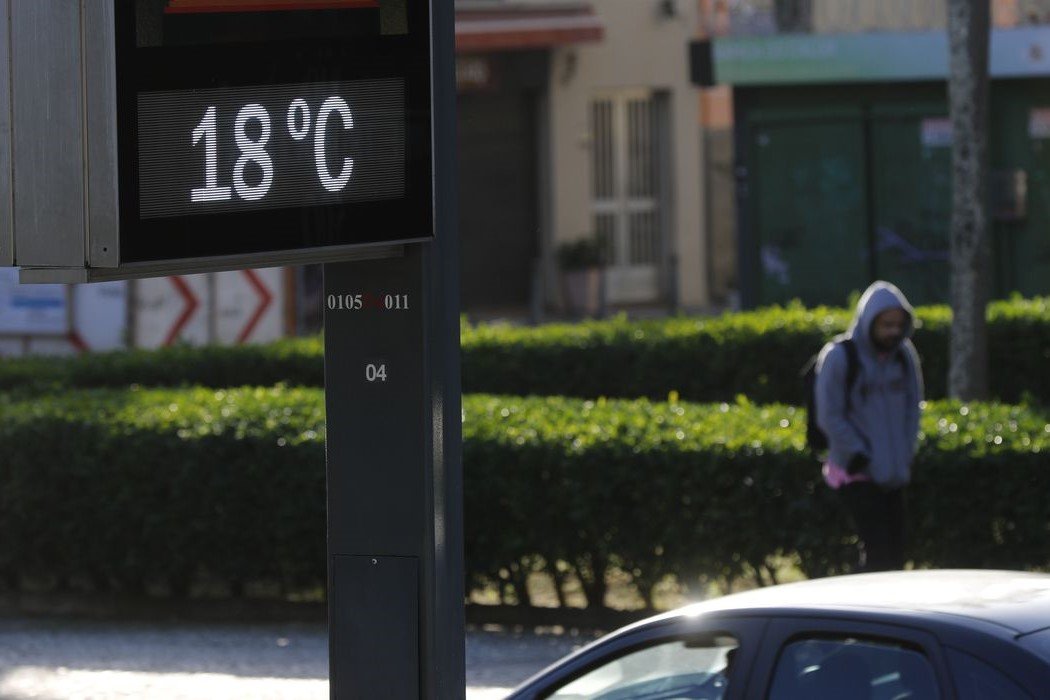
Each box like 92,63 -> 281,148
815,282 -> 924,489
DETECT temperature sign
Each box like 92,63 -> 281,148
137,79 -> 406,219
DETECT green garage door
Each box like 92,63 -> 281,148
742,82 -> 1050,307
870,109 -> 952,307
1019,129 -> 1050,296
995,82 -> 1050,298
751,118 -> 868,306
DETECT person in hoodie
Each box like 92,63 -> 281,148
815,281 -> 924,572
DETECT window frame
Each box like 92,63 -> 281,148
748,615 -> 954,699
944,646 -> 1033,699
509,614 -> 767,700
587,88 -> 672,304
947,624 -> 1050,695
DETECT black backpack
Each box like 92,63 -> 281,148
802,338 -> 860,453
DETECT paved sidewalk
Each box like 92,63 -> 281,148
0,618 -> 590,699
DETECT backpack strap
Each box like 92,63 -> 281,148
841,338 -> 860,406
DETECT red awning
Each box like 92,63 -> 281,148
455,2 -> 604,53
165,0 -> 377,13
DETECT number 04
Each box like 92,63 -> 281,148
365,364 -> 387,382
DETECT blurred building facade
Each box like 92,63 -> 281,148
456,0 -> 709,317
702,0 -> 1050,308
714,0 -> 1050,34
2,1 -> 711,358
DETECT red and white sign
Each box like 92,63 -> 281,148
133,268 -> 284,349
164,0 -> 378,14
134,274 -> 209,349
0,267 -> 285,354
216,268 -> 281,345
71,282 -> 128,353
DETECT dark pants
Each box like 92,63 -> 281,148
841,482 -> 905,573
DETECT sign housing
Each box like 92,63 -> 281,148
2,0 -> 432,282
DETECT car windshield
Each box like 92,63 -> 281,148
546,636 -> 737,700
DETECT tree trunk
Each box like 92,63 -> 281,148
545,561 -> 570,608
508,560 -> 534,608
947,0 -> 992,400
575,553 -> 609,610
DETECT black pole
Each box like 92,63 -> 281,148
323,0 -> 462,696
422,0 -> 465,694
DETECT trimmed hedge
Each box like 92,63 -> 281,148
0,387 -> 327,596
1,387 -> 1048,607
1,297 -> 1048,404
0,337 -> 325,393
461,297 -> 1050,404
465,394 -> 1050,606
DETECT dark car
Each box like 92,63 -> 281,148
507,570 -> 1050,699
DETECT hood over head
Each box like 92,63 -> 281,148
850,281 -> 915,352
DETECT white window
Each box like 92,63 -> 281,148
590,91 -> 669,304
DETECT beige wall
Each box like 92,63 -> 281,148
547,0 -> 707,309
1000,0 -> 1050,24
813,0 -> 1041,33
812,0 -> 946,32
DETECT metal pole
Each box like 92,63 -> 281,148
323,0 -> 462,696
322,255 -> 462,697
323,252 -> 424,698
422,1 -> 465,693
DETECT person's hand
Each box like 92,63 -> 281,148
847,453 -> 870,475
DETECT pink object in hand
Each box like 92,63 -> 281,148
823,461 -> 871,490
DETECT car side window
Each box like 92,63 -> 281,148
543,634 -> 738,700
767,636 -> 939,700
945,648 -> 1031,699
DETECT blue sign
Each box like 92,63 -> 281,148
0,268 -> 67,334
714,26 -> 1050,86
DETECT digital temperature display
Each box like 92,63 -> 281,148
137,80 -> 406,218
113,0 -> 433,266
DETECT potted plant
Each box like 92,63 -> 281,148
557,235 -> 605,318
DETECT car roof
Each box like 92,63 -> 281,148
658,570 -> 1050,635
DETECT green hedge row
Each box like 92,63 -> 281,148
0,337 -> 325,393
461,297 -> 1050,405
2,297 -> 1048,404
465,394 -> 1050,606
0,386 -> 327,597
2,387 -> 1048,606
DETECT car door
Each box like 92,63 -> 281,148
508,614 -> 767,700
745,616 -> 955,700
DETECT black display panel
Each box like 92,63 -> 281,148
138,79 -> 406,218
116,0 -> 431,265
